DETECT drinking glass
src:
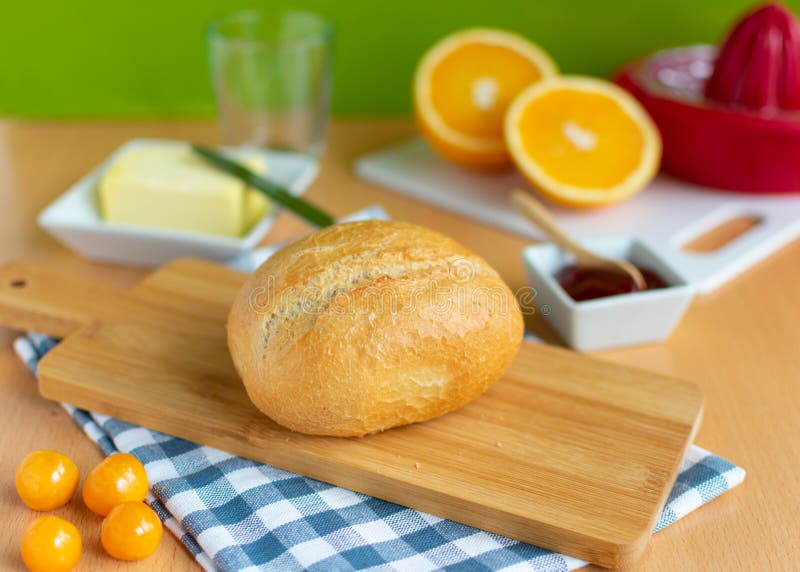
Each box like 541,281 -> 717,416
208,11 -> 333,156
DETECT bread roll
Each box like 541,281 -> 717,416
227,220 -> 523,437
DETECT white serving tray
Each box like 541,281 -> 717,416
39,138 -> 318,267
356,137 -> 800,293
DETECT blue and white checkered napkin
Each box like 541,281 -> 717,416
14,206 -> 745,571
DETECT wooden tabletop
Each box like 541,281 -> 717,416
0,120 -> 797,571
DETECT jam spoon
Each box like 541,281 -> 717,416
510,190 -> 646,290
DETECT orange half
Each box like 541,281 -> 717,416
414,29 -> 557,170
505,76 -> 662,207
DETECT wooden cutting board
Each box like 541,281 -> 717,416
0,258 -> 703,568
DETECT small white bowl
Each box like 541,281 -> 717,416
522,236 -> 694,351
38,138 -> 319,267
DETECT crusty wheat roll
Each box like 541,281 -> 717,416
227,220 -> 523,437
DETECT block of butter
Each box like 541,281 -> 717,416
98,146 -> 270,237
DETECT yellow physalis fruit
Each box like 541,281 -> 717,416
21,515 -> 82,572
15,450 -> 80,511
82,453 -> 149,516
101,501 -> 163,561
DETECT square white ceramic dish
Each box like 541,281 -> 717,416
38,138 -> 319,267
522,236 -> 694,351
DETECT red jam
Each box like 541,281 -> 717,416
555,264 -> 668,302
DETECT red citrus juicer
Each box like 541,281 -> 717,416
615,2 -> 800,193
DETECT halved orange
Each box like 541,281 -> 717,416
414,29 -> 557,170
505,76 -> 662,207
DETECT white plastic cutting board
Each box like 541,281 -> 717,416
356,137 -> 800,293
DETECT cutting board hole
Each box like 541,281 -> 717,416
9,278 -> 27,289
681,215 -> 762,253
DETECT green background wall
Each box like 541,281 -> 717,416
1,0 -> 795,118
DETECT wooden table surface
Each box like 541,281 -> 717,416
0,120 -> 797,571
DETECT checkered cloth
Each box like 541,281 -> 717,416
13,207 -> 745,571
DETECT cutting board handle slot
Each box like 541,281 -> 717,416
678,213 -> 763,254
669,204 -> 765,252
0,262 -> 128,338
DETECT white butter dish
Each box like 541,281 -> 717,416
522,236 -> 694,351
38,138 -> 318,267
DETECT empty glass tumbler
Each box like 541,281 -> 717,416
208,11 -> 333,156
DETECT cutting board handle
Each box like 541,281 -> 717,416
0,262 -> 128,338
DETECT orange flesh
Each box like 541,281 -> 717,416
430,42 -> 543,139
515,89 -> 645,188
